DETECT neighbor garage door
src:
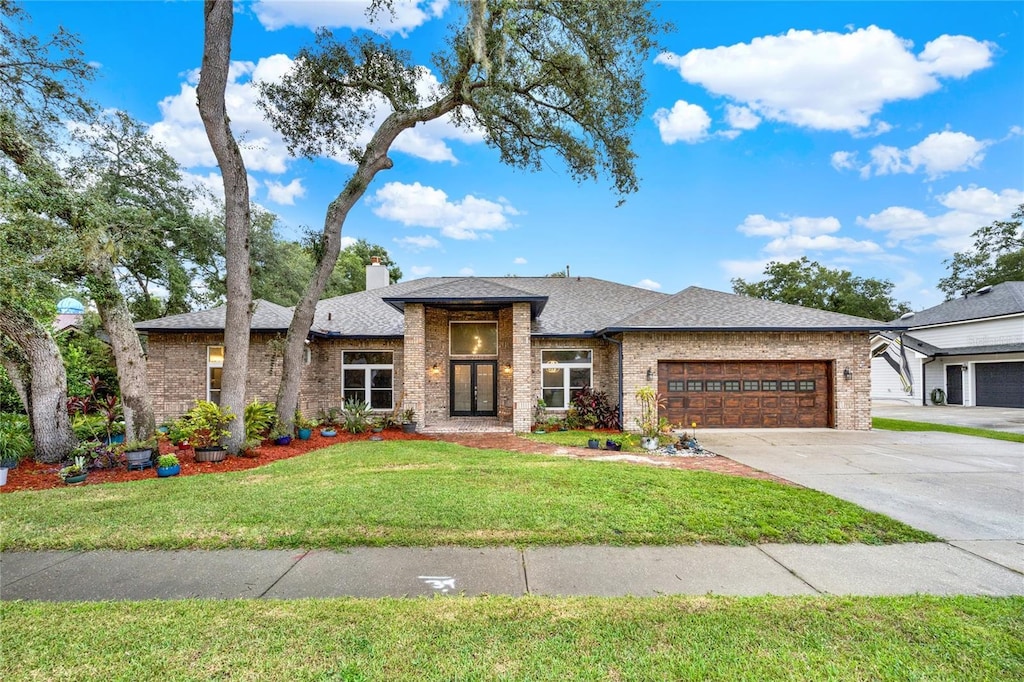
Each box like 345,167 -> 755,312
659,361 -> 832,428
975,362 -> 1024,408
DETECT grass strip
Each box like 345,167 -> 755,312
2,596 -> 1022,680
873,417 -> 1024,443
0,441 -> 934,550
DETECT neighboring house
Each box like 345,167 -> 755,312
136,262 -> 895,432
871,281 -> 1024,408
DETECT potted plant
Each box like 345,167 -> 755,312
58,456 -> 88,484
320,425 -> 337,437
400,407 -> 417,433
120,436 -> 158,470
606,434 -> 631,452
587,437 -> 601,449
634,386 -> 666,451
271,424 -> 293,446
0,413 -> 32,469
156,453 -> 180,477
295,412 -> 318,440
174,400 -> 235,462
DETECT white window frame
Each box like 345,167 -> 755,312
342,350 -> 394,410
541,349 -> 593,409
207,345 -> 224,404
449,321 -> 498,357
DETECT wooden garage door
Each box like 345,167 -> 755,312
659,361 -> 832,428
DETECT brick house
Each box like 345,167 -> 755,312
137,265 -> 893,431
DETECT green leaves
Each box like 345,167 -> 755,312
938,204 -> 1024,300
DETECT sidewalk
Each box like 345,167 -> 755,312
3,542 -> 1022,602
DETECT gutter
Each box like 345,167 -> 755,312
921,356 -> 938,406
601,333 -> 624,430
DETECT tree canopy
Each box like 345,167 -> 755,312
938,204 -> 1024,300
732,257 -> 911,321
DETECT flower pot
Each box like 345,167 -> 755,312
0,457 -> 19,469
194,447 -> 227,463
640,436 -> 659,451
297,428 -> 312,441
0,467 -> 7,486
587,438 -> 600,449
605,440 -> 621,451
105,434 -> 125,445
401,422 -> 417,433
275,435 -> 292,446
320,428 -> 337,438
156,464 -> 180,477
125,448 -> 153,470
63,473 -> 87,484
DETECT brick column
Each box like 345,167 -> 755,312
511,302 -> 533,432
403,304 -> 426,427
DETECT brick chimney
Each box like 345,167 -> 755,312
366,256 -> 390,290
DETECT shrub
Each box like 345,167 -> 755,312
244,399 -> 276,445
157,453 -> 179,468
342,398 -> 372,434
571,386 -> 619,429
0,413 -> 33,463
172,400 -> 235,448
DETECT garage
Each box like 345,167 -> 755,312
975,362 -> 1024,408
659,361 -> 832,428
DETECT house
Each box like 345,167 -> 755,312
871,281 -> 1024,408
136,263 -> 895,431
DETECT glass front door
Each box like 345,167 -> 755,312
450,361 -> 497,416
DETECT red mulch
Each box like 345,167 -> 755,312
1,428 -> 433,493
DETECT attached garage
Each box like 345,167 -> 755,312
975,362 -> 1024,408
659,361 -> 833,428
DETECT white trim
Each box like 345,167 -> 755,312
907,311 -> 1024,331
206,345 -> 224,404
541,349 -> 593,410
342,350 -> 394,410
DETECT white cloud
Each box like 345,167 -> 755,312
513,257 -> 528,265
858,186 -> 1024,252
836,131 -> 990,179
264,178 -> 306,205
635,279 -> 662,290
721,258 -> 772,280
458,267 -> 475,276
724,104 -> 761,130
734,213 -> 881,262
652,100 -> 711,144
181,170 -> 259,213
656,26 -> 994,132
369,181 -> 518,240
253,0 -> 448,36
738,214 -> 841,238
394,235 -> 441,250
409,265 -> 434,277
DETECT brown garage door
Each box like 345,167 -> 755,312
659,361 -> 832,428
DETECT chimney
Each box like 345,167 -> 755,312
366,256 -> 390,290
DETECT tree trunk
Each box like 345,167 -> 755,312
0,302 -> 75,463
87,253 -> 156,441
198,0 -> 253,452
0,343 -> 31,416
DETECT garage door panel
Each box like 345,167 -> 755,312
660,361 -> 831,428
975,362 -> 1024,408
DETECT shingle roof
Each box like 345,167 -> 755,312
135,299 -> 293,332
382,278 -> 549,317
601,286 -> 896,332
900,281 -> 1024,327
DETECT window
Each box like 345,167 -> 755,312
686,380 -> 703,392
798,380 -> 816,391
343,351 -> 393,409
706,380 -> 723,391
743,380 -> 760,391
762,380 -> 778,391
667,380 -> 685,392
541,349 -> 592,408
780,380 -> 797,391
450,322 -> 497,355
207,346 -> 224,404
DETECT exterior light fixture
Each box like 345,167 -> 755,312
430,364 -> 440,376
646,368 -> 653,381
502,364 -> 512,375
843,368 -> 852,381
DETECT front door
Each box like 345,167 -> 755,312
946,365 -> 964,405
450,361 -> 497,416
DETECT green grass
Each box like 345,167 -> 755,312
0,441 -> 934,550
521,429 -> 637,448
873,417 -> 1024,443
3,596 -> 1022,680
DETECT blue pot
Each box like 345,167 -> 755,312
63,473 -> 87,484
275,435 -> 292,446
320,429 -> 337,438
105,434 -> 125,445
297,428 -> 312,440
157,464 -> 180,478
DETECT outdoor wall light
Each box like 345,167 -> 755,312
502,364 -> 513,375
843,367 -> 852,381
430,364 -> 441,376
646,367 -> 653,381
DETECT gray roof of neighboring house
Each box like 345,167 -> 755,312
138,277 -> 897,337
135,299 -> 293,332
874,331 -> 943,357
930,342 -> 1024,356
899,281 -> 1024,327
601,286 -> 897,332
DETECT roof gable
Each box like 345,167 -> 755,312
135,299 -> 293,332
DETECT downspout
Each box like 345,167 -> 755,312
921,356 -> 937,405
602,333 -> 624,429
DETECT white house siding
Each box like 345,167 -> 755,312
925,353 -> 1024,406
910,316 -> 1024,348
871,351 -> 925,404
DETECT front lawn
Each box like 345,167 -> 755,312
0,441 -> 934,550
873,417 -> 1024,443
3,596 -> 1021,680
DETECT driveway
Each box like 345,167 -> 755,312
704,429 -> 1024,573
873,402 -> 1024,434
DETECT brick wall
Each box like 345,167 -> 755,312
619,331 -> 872,431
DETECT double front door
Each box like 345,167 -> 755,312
450,361 -> 496,416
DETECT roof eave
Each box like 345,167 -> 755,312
380,296 -> 548,318
596,325 -> 902,335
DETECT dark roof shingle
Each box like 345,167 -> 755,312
135,299 -> 293,332
899,281 -> 1024,327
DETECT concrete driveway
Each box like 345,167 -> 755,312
873,402 -> 1024,434
704,429 -> 1024,573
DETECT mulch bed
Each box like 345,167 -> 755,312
1,428 -> 432,493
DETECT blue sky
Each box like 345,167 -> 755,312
25,1 -> 1024,312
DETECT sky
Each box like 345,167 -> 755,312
22,0 -> 1024,312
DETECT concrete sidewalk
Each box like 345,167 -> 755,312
3,543 -> 1022,602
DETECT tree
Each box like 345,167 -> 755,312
255,0 -> 665,428
197,0 -> 254,453
732,258 -> 911,321
938,204 -> 1024,299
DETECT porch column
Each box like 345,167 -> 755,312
511,302 -> 533,432
403,303 -> 426,426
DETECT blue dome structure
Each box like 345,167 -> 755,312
56,297 -> 85,315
